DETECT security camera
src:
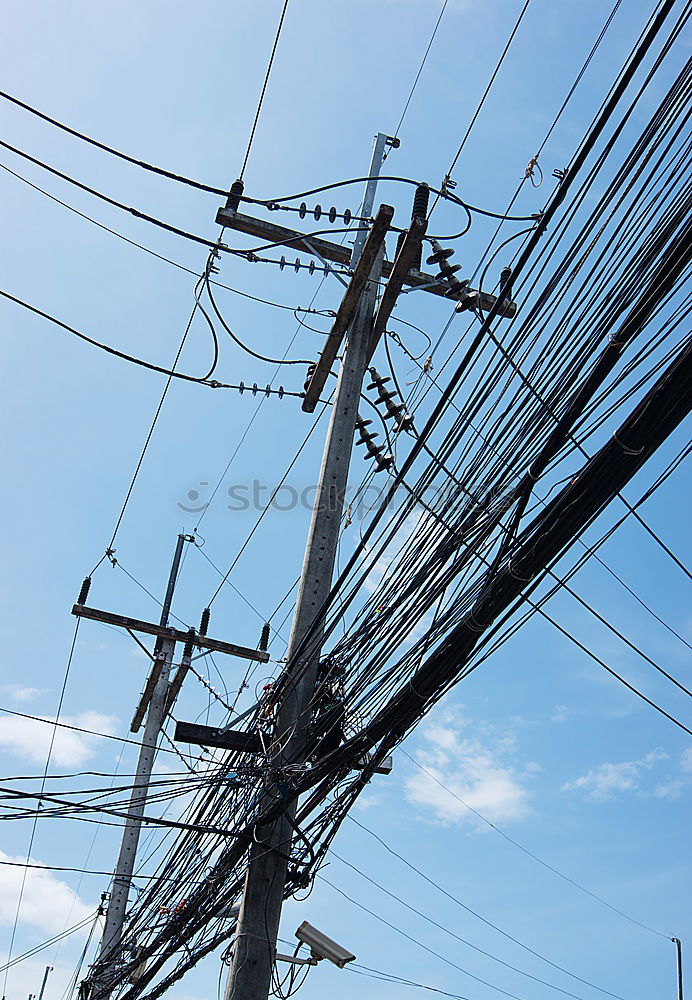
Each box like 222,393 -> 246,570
295,921 -> 355,968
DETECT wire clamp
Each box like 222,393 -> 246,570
524,155 -> 543,187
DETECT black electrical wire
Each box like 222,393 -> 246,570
388,0 -> 449,146
2,618 -> 81,997
204,275 -> 311,365
319,874 -> 537,1000
238,0 -> 290,180
0,287 -> 221,384
0,911 -> 98,975
246,176 -> 538,221
0,705 -> 205,762
0,287 -> 305,398
331,849 -> 623,1000
0,159 -> 321,314
0,137 -> 240,253
429,0 -> 534,216
350,797 -> 670,945
0,90 -> 229,195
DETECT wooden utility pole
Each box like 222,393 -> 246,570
223,137 -> 399,1000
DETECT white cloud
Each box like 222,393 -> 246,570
405,708 -> 533,826
0,955 -> 91,1000
0,711 -> 118,767
12,687 -> 45,703
654,748 -> 692,800
563,749 -> 668,802
2,685 -> 46,703
0,850 -> 94,935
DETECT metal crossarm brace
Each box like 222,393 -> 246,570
369,215 -> 427,360
214,207 -> 516,316
215,209 -> 349,265
131,647 -> 169,733
71,605 -> 270,662
163,651 -> 193,718
302,204 -> 394,412
174,721 -> 394,775
175,720 -> 263,753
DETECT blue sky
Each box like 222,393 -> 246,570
0,2 -> 690,1000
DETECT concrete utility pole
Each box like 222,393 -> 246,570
73,535 -> 269,999
37,966 -> 52,1000
91,533 -> 191,995
224,136 -> 394,1000
673,938 -> 684,1000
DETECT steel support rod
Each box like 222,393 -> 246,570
350,132 -> 387,266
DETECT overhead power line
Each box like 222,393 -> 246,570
0,705 -> 205,762
330,848 -> 624,1000
429,0 -> 534,215
239,0 -> 291,180
0,137 -> 231,251
0,89 -> 228,195
388,0 -> 449,147
2,619 -> 81,997
394,755 -> 670,939
320,873 -> 549,1000
0,159 -> 313,313
0,287 -> 305,397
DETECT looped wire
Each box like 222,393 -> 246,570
612,431 -> 645,456
467,609 -> 486,633
508,559 -> 533,582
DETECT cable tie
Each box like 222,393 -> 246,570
508,559 -> 533,583
612,431 -> 645,456
466,609 -> 486,633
